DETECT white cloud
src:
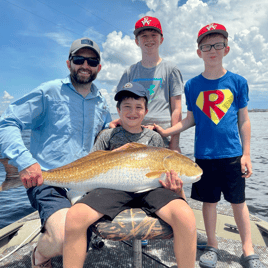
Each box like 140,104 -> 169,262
98,31 -> 141,84
45,32 -> 72,47
84,27 -> 105,45
3,91 -> 14,100
0,91 -> 14,115
100,87 -> 118,114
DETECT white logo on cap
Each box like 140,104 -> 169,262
206,23 -> 217,31
141,17 -> 151,26
123,82 -> 133,89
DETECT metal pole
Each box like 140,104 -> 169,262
133,239 -> 142,268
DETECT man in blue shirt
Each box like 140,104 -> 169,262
0,37 -> 112,267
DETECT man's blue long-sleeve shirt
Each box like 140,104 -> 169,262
0,76 -> 112,171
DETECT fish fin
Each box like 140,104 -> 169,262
66,190 -> 87,205
48,143 -> 147,172
49,151 -> 109,172
0,158 -> 22,191
145,170 -> 166,179
113,142 -> 147,152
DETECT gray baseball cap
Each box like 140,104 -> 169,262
114,82 -> 150,101
69,37 -> 101,60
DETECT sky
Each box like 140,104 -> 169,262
1,0 -> 268,114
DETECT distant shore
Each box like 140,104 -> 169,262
110,110 -> 268,117
248,109 -> 268,112
111,109 -> 268,116
1,109 -> 267,118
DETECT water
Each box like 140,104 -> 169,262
0,112 -> 267,229
0,130 -> 36,229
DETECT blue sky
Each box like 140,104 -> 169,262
1,0 -> 268,114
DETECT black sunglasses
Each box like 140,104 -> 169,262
70,56 -> 100,67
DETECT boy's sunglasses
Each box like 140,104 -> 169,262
70,56 -> 100,67
199,42 -> 226,52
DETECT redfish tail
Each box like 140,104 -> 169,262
0,158 -> 23,191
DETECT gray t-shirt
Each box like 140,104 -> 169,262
116,59 -> 184,124
92,126 -> 164,151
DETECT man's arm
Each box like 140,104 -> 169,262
0,90 -> 45,187
238,107 -> 252,178
0,116 -> 38,171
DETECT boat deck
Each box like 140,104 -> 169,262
1,199 -> 268,267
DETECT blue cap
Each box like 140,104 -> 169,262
114,82 -> 150,101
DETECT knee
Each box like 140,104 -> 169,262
170,202 -> 196,234
65,204 -> 92,234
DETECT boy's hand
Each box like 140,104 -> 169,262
19,163 -> 43,188
142,124 -> 154,130
159,170 -> 183,195
153,124 -> 168,137
241,155 -> 252,178
109,118 -> 122,128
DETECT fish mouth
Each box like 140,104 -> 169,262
180,173 -> 202,184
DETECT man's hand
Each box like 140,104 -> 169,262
19,163 -> 43,188
159,170 -> 185,198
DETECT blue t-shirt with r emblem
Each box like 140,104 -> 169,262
185,71 -> 249,159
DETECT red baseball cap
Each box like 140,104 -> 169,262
134,16 -> 163,36
197,23 -> 228,43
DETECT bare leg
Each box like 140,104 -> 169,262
202,202 -> 218,248
231,202 -> 254,256
156,199 -> 196,268
34,208 -> 69,265
63,203 -> 103,268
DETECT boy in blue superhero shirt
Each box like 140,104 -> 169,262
155,23 -> 265,268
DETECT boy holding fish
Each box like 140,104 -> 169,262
154,23 -> 265,268
63,82 -> 197,268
